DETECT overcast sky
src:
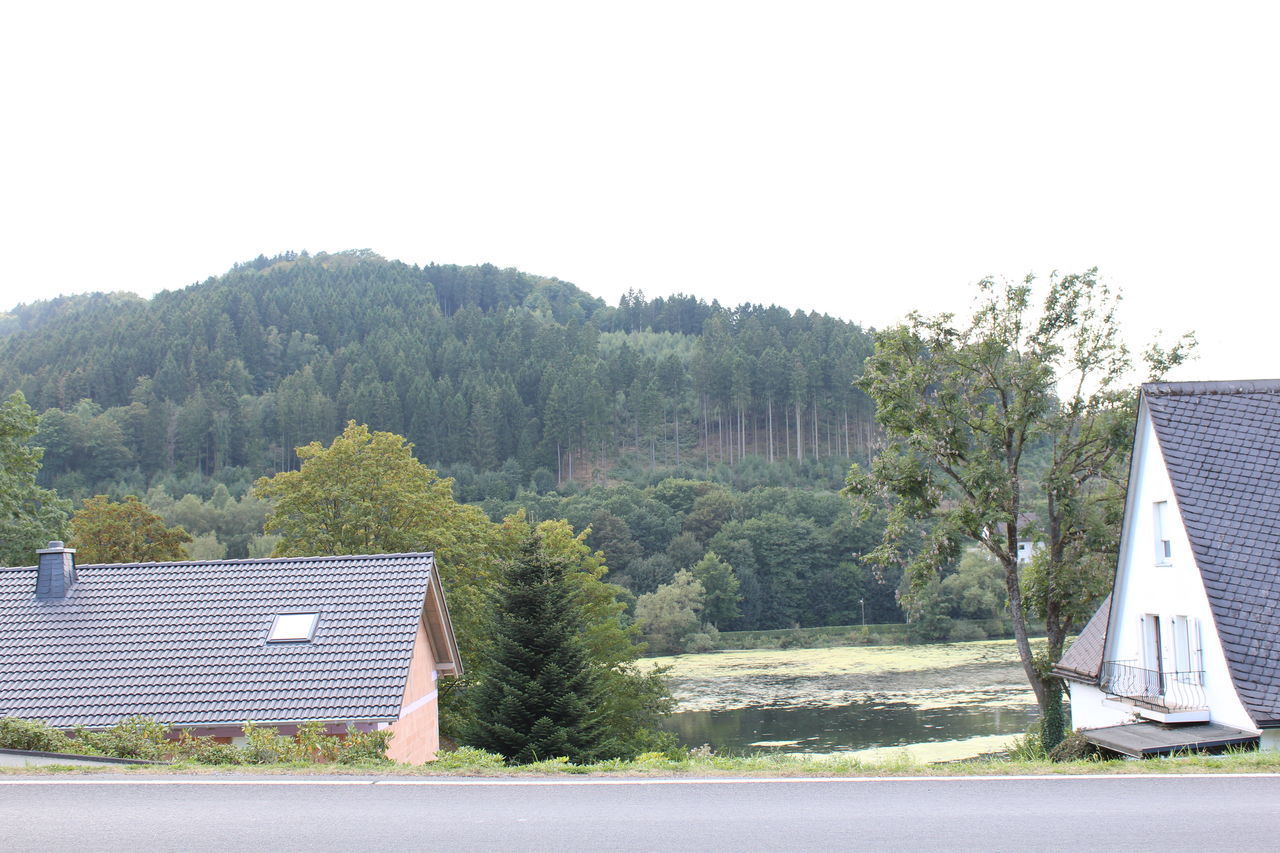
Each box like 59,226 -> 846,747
2,1 -> 1276,381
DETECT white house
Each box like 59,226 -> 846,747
1055,380 -> 1280,756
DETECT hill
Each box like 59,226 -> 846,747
0,250 -> 878,497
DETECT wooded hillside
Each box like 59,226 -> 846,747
0,250 -> 878,497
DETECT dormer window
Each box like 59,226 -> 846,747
1154,501 -> 1172,565
267,613 -> 319,643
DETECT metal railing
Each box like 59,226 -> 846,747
1100,660 -> 1207,711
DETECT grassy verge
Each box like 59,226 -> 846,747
5,748 -> 1280,777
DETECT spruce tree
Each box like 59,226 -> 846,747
468,533 -> 605,764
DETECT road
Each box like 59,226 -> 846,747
3,774 -> 1279,852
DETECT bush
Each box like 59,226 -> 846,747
73,716 -> 169,760
948,622 -> 988,642
239,721 -> 295,764
0,717 -> 394,765
337,728 -> 394,764
430,745 -> 507,770
0,717 -> 75,753
1047,731 -> 1104,762
683,627 -> 719,654
171,730 -> 245,765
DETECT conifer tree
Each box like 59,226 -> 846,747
468,533 -> 605,764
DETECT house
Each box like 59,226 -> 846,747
1056,379 -> 1280,756
0,543 -> 461,764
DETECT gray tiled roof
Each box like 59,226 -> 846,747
1145,379 -> 1280,725
1053,593 -> 1110,683
0,552 -> 434,728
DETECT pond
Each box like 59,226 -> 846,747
646,639 -> 1042,758
660,700 -> 1039,754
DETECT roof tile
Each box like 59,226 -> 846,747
1146,380 -> 1280,724
0,552 -> 434,728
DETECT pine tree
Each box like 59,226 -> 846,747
468,533 -> 605,765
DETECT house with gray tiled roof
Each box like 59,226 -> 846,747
0,544 -> 461,763
1056,379 -> 1280,755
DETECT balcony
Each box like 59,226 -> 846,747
1100,660 -> 1209,722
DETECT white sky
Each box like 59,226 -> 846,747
2,1 -> 1277,381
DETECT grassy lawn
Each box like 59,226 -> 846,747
4,748 -> 1280,777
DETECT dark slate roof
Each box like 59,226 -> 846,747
1145,379 -> 1280,726
1053,593 -> 1110,684
0,552 -> 435,728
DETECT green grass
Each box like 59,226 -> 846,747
5,748 -> 1280,777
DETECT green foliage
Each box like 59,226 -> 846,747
253,421 -> 499,678
0,391 -> 70,566
239,720 -> 297,764
429,745 -> 508,769
521,518 -> 675,757
688,551 -> 741,628
635,569 -> 707,654
0,716 -> 75,753
2,252 -> 876,508
1040,682 -> 1066,753
69,495 -> 192,564
0,716 -> 394,764
72,716 -> 171,760
467,533 -> 609,765
1047,731 -> 1104,762
845,270 -> 1194,746
147,484 -> 270,559
336,728 -> 395,765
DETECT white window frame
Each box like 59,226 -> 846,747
267,612 -> 319,643
1154,500 -> 1173,565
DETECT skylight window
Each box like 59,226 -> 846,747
267,613 -> 319,643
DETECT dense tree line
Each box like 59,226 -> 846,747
0,252 -> 926,638
0,250 -> 878,499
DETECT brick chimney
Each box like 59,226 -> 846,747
36,541 -> 77,599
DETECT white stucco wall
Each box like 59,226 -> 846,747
1103,405 -> 1257,733
1068,681 -> 1137,730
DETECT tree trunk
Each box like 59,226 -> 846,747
674,408 -> 680,466
1003,554 -> 1047,712
812,399 -> 819,459
795,401 -> 803,461
767,398 -> 774,463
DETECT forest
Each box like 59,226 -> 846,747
0,250 -> 1010,636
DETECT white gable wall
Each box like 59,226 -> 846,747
1101,405 -> 1256,733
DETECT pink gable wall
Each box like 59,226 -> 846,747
385,617 -> 442,764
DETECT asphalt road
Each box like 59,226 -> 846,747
3,774 -> 1279,852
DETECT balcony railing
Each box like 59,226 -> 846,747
1100,660 -> 1207,711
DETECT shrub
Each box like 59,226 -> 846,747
171,730 -> 246,765
73,716 -> 169,760
239,721 -> 297,764
683,627 -> 719,654
1047,731 -> 1104,763
0,717 -> 75,753
337,728 -> 394,764
1006,721 -> 1046,761
430,746 -> 507,770
948,622 -> 988,642
293,721 -> 343,763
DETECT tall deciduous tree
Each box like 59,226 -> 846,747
69,495 -> 192,564
634,569 -> 706,655
253,421 -> 497,668
844,271 -> 1192,749
0,391 -> 70,566
689,550 -> 741,628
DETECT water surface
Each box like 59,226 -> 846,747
660,699 -> 1038,754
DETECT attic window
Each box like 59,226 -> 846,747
267,613 -> 319,643
1154,501 -> 1172,565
